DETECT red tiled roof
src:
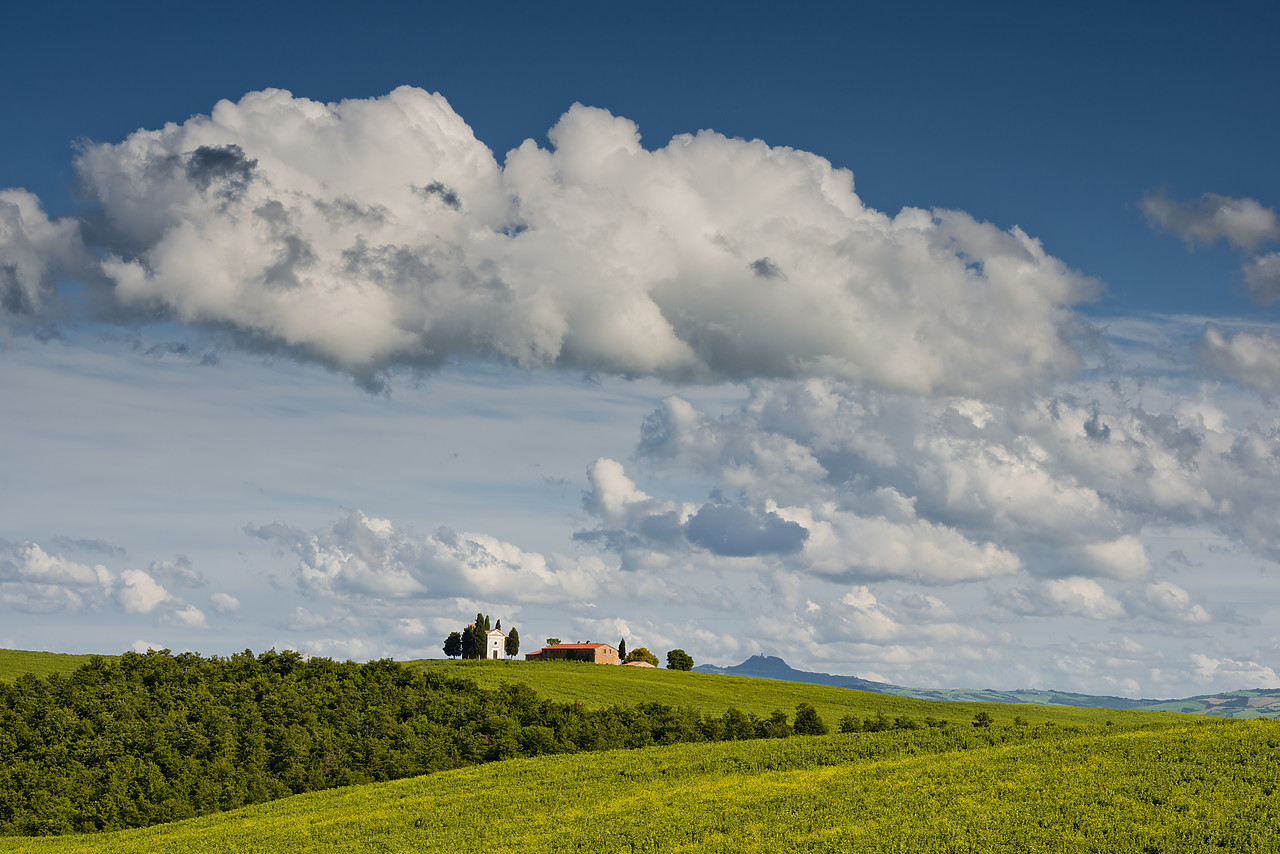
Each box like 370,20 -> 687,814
542,643 -> 610,650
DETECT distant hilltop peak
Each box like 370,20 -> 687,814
693,655 -> 891,690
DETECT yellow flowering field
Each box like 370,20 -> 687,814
5,718 -> 1276,854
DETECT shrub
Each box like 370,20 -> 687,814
793,703 -> 829,735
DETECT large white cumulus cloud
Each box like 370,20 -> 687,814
249,509 -> 608,605
54,87 -> 1097,394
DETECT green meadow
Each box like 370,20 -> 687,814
409,658 -> 1165,727
3,650 -> 1278,853
0,649 -> 109,684
3,717 -> 1276,853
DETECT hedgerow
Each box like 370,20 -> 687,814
0,649 -> 811,836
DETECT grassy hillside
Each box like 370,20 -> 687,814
6,716 -> 1275,853
409,659 -> 1165,727
0,648 -> 110,683
879,684 -> 1280,719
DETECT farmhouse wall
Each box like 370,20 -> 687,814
525,643 -> 620,664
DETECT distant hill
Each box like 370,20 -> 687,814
694,655 -> 1280,719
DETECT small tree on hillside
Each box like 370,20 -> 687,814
460,625 -> 478,660
625,647 -> 659,666
618,638 -> 627,661
505,627 -> 520,658
666,649 -> 694,670
546,637 -> 561,646
443,632 -> 463,659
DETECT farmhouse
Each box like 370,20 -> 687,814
525,642 -> 621,664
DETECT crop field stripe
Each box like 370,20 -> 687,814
4,719 -> 1277,853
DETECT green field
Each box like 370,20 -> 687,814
4,652 -> 1278,852
3,716 -> 1275,853
0,649 -> 110,683
409,658 -> 1166,727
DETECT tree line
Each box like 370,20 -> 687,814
0,649 -> 824,837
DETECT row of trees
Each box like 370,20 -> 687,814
0,649 -> 832,837
442,613 -> 520,660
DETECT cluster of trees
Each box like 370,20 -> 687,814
443,613 -> 519,660
614,639 -> 693,670
624,646 -> 658,666
0,649 -> 826,837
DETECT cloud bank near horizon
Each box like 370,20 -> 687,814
2,86 -> 1099,396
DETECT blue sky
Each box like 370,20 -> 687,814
2,1 -> 1279,696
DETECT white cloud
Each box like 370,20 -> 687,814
116,568 -> 173,614
0,542 -> 114,613
285,606 -> 333,632
390,618 -> 428,642
1138,192 -> 1280,308
289,637 -> 386,662
148,556 -> 207,588
163,604 -> 208,629
0,190 -> 90,321
1124,581 -> 1211,624
994,577 -> 1126,620
0,541 -> 213,627
575,455 -> 1019,584
2,87 -> 1097,396
1188,653 -> 1278,688
1243,252 -> 1280,305
251,509 -> 609,606
1077,537 -> 1152,581
1140,192 -> 1279,251
776,500 -> 1022,584
1199,324 -> 1280,395
0,542 -> 111,587
210,592 -> 240,614
130,639 -> 167,653
627,376 -> 1280,573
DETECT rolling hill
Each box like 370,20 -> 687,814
2,649 -> 1278,851
695,654 -> 1280,719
